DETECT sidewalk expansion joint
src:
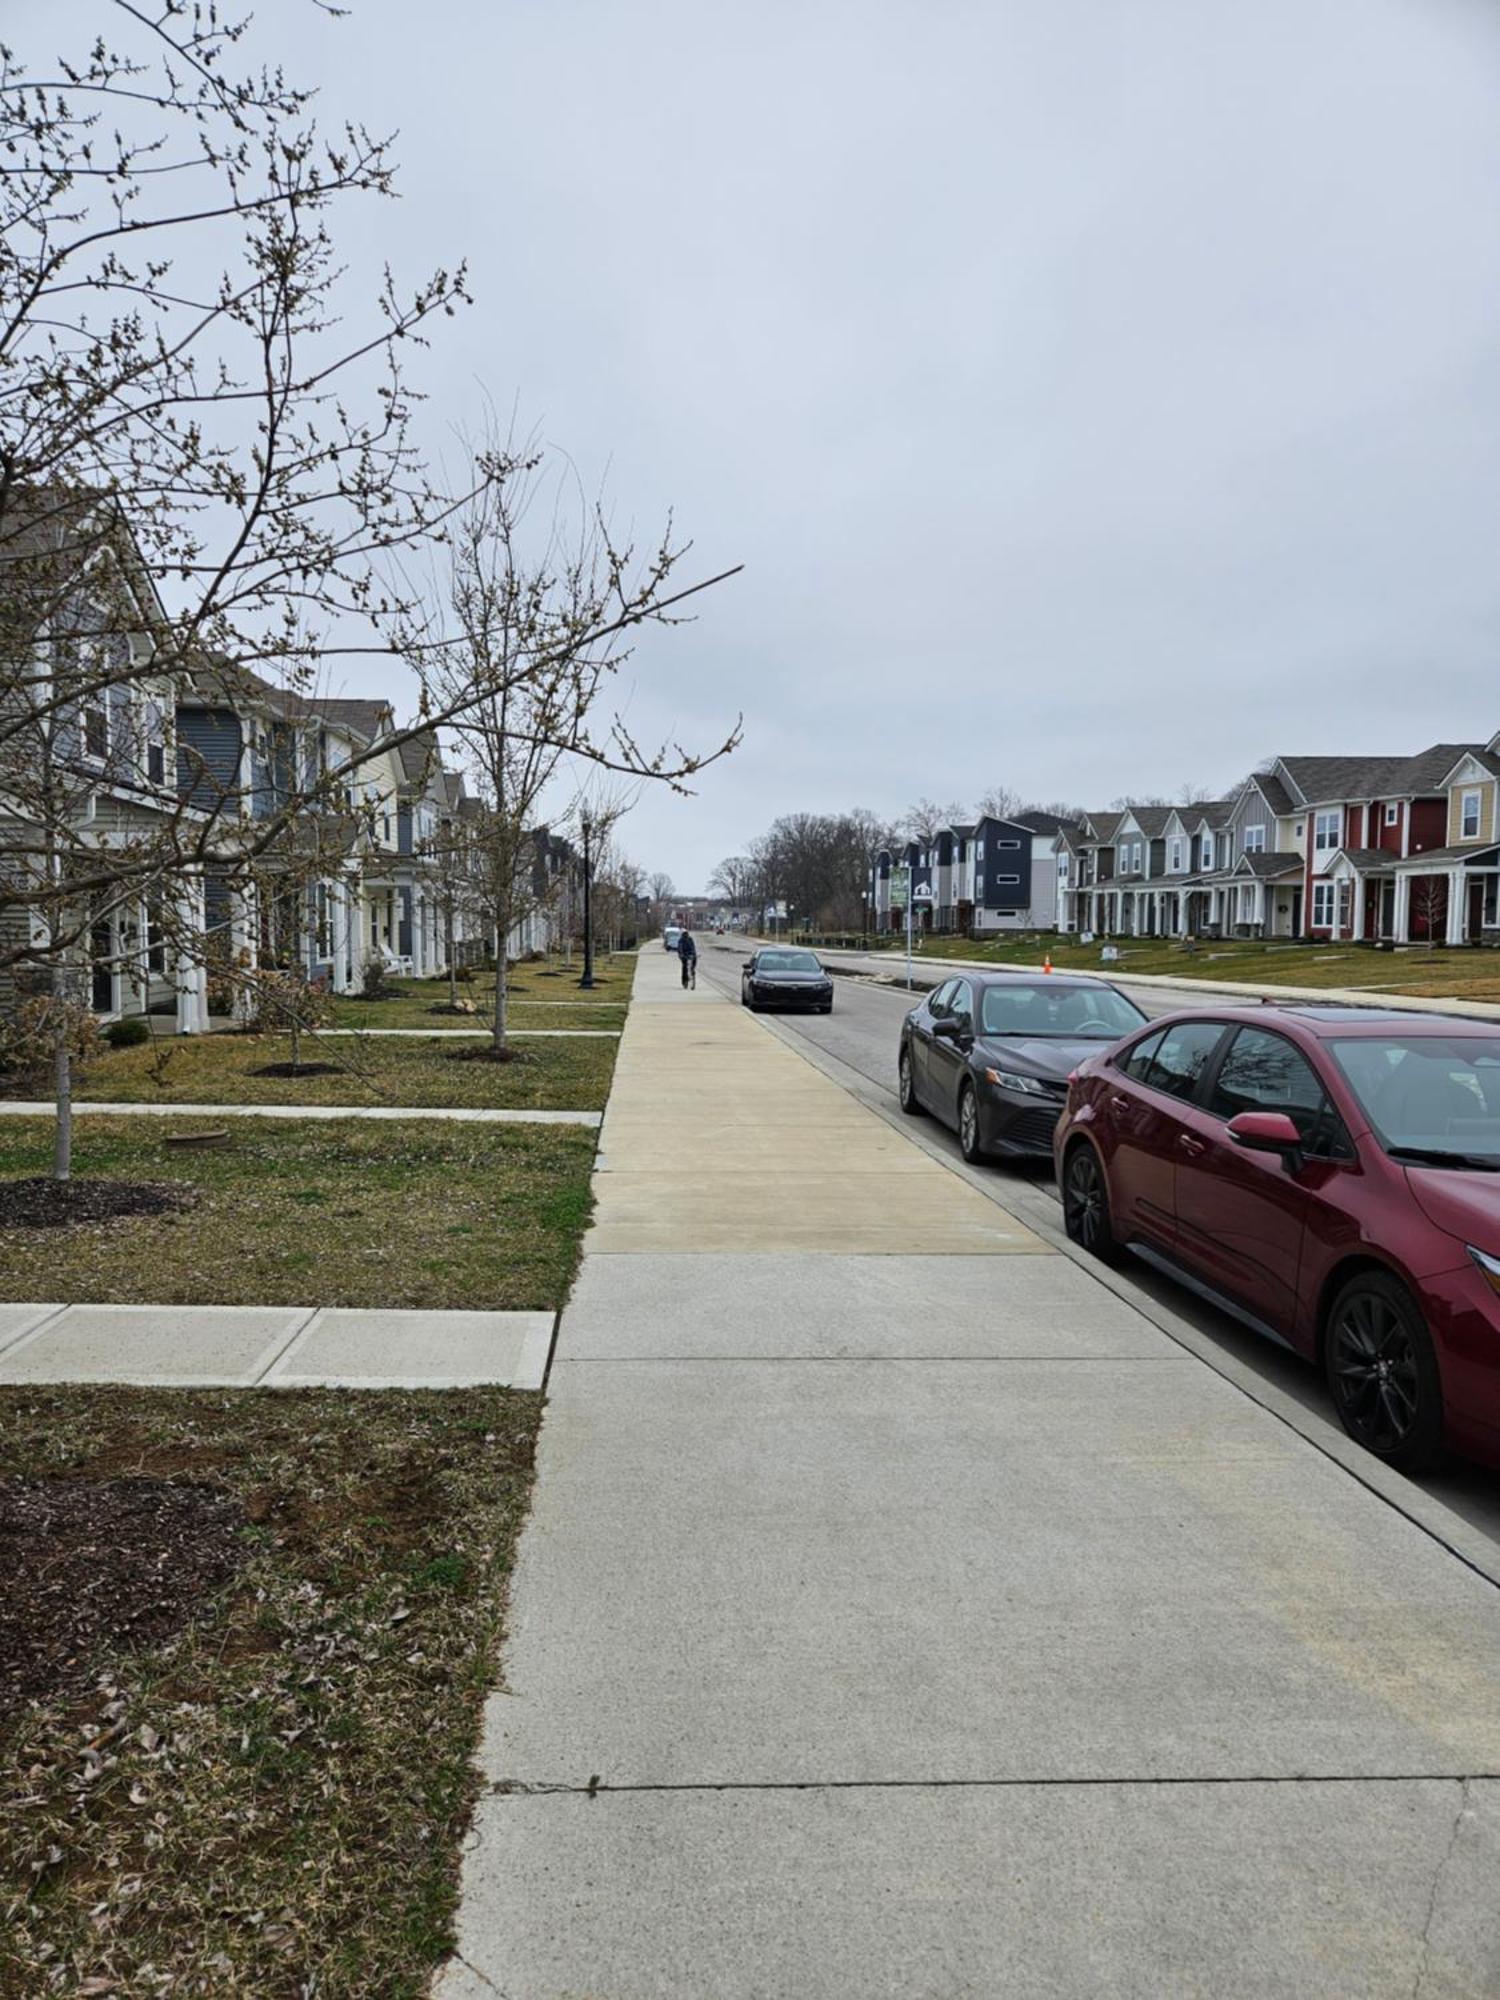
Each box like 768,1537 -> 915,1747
486,1772 -> 1499,1799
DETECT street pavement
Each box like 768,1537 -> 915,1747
439,944 -> 1500,1999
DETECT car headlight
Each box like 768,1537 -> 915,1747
983,1066 -> 1050,1096
1467,1246 -> 1500,1297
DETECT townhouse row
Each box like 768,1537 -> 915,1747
870,735 -> 1500,948
5,653 -> 581,1032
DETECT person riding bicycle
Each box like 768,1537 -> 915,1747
676,926 -> 698,988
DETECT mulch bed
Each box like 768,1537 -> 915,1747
443,1045 -> 528,1064
0,1476 -> 246,1708
0,1177 -> 198,1231
248,1061 -> 343,1078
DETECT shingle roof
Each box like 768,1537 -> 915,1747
394,730 -> 441,784
1085,811 -> 1123,844
1330,847 -> 1394,871
1123,805 -> 1174,837
1235,850 -> 1303,879
1278,755 -> 1414,804
295,697 -> 391,742
1393,841 -> 1500,868
1012,810 -> 1077,834
1245,772 -> 1296,816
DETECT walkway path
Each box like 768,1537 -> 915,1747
316,1027 -> 619,1038
0,1101 -> 600,1125
0,1301 -> 551,1388
439,948 -> 1500,1997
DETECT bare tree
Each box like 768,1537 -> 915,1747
404,437 -> 732,1053
975,785 -> 1023,822
709,856 -> 756,908
900,798 -> 967,842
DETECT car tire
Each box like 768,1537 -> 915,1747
1061,1142 -> 1121,1265
1324,1271 -> 1445,1472
958,1083 -> 987,1164
898,1047 -> 925,1116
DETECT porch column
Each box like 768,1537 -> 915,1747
1393,872 -> 1412,943
1351,875 -> 1366,942
174,875 -> 210,1034
1446,869 -> 1467,946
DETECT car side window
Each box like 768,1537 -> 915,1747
1120,1029 -> 1165,1082
1143,1022 -> 1225,1102
950,981 -> 974,1035
1208,1027 -> 1350,1157
928,980 -> 954,1019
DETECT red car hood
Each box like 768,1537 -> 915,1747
1405,1166 -> 1500,1258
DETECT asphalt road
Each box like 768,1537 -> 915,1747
698,932 -> 1500,1547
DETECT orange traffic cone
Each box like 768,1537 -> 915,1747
1043,953 -> 1053,974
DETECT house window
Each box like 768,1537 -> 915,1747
147,741 -> 165,786
1384,803 -> 1399,827
995,874 -> 1021,886
1461,789 -> 1482,840
1168,839 -> 1183,871
83,702 -> 108,760
1201,835 -> 1214,869
1243,825 -> 1266,854
996,838 -> 1021,850
1311,880 -> 1335,928
1314,810 -> 1340,853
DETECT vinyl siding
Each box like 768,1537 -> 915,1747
1448,779 -> 1497,846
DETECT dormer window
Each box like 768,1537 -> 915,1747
1384,803 -> 1399,827
83,702 -> 108,761
1461,789 -> 1483,839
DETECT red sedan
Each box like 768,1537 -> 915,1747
1053,1004 -> 1500,1473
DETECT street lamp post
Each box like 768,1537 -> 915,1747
578,814 -> 596,989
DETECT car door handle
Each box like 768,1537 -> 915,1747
1177,1134 -> 1206,1157
1109,1095 -> 1130,1114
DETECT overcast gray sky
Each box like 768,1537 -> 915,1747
36,0 -> 1500,887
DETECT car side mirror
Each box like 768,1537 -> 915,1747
932,1018 -> 959,1041
1227,1110 -> 1302,1161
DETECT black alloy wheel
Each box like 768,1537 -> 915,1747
1062,1143 -> 1120,1265
899,1046 -> 924,1116
1325,1273 -> 1444,1471
958,1083 -> 986,1164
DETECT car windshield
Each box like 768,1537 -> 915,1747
756,950 -> 821,973
1329,1034 -> 1500,1165
979,982 -> 1145,1039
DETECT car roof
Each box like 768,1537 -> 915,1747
1142,1001 -> 1497,1037
961,970 -> 1121,989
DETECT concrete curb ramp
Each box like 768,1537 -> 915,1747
439,945 -> 1500,1998
0,1302 -> 552,1388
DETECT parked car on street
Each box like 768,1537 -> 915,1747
741,948 -> 834,1013
1054,1004 -> 1500,1473
898,972 -> 1147,1162
663,925 -> 682,953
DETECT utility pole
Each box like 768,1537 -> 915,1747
578,814 -> 596,990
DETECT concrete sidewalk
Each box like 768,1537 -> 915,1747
441,948 -> 1500,1999
0,1302 -> 552,1387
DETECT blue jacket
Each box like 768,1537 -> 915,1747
676,931 -> 697,962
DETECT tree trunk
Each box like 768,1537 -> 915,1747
446,898 -> 457,1006
492,898 -> 510,1052
52,1010 -> 72,1183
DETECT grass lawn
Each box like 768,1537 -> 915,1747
0,1384 -> 540,1998
0,1115 -> 595,1308
868,931 -> 1500,1001
327,961 -> 631,1031
64,1028 -> 617,1112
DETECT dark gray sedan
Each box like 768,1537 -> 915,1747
898,971 -> 1147,1162
741,947 -> 834,1013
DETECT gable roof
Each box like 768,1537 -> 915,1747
295,697 -> 392,743
1084,811 -> 1123,845
1242,771 -> 1296,817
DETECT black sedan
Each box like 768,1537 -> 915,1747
898,971 -> 1147,1162
742,948 -> 834,1013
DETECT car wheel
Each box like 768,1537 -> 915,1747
958,1083 -> 986,1164
898,1047 -> 924,1116
1061,1143 -> 1121,1265
1324,1272 -> 1444,1472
